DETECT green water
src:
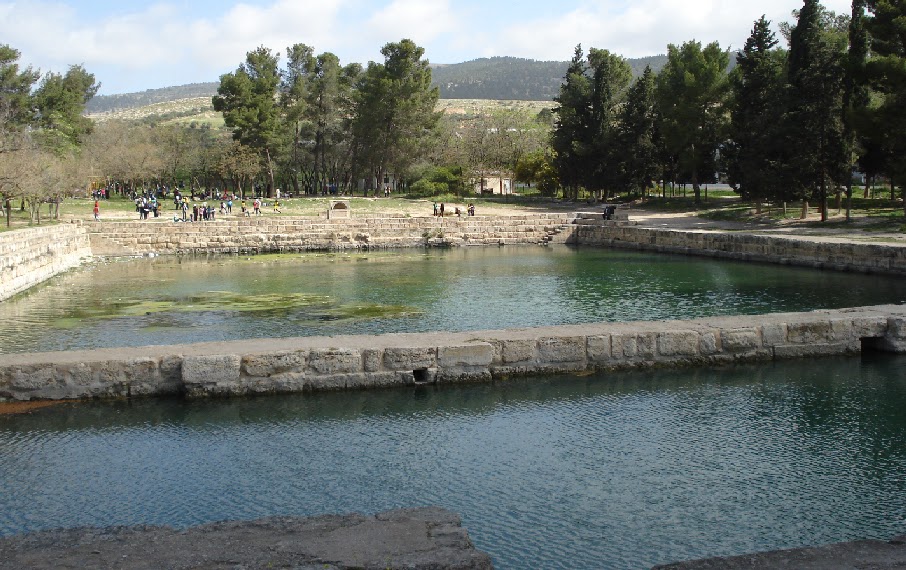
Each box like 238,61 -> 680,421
0,246 -> 903,354
1,354 -> 905,568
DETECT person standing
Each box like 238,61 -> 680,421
93,200 -> 100,221
439,203 -> 445,217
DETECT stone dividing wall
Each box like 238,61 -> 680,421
2,304 -> 905,402
568,219 -> 906,274
0,224 -> 92,302
86,213 -> 575,255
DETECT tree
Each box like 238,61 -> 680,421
213,46 -> 280,196
0,45 -> 40,128
585,48 -> 632,199
864,0 -> 906,212
785,0 -> 848,221
31,64 -> 100,151
656,41 -> 729,203
729,16 -> 787,207
615,66 -> 661,196
551,45 -> 591,201
350,39 -> 440,194
551,46 -> 631,200
843,0 -> 870,219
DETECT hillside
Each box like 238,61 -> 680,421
85,55 -> 670,114
431,55 -> 668,101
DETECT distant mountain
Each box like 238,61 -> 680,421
430,55 -> 669,101
85,55 -> 671,114
86,83 -> 219,114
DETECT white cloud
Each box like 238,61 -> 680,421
470,0 -> 854,61
363,0 -> 459,62
0,0 -> 858,94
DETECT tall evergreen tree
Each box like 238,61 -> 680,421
0,45 -> 40,129
843,0 -> 870,219
864,0 -> 906,212
615,66 -> 661,196
32,64 -> 100,151
213,46 -> 281,196
785,0 -> 848,221
655,41 -> 729,203
585,48 -> 632,199
350,39 -> 440,194
729,16 -> 786,207
552,45 -> 591,201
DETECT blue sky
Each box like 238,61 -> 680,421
0,0 -> 853,95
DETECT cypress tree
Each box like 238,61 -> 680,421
785,0 -> 848,221
730,16 -> 786,209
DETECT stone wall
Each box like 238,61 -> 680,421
569,220 -> 906,274
2,304 -> 905,401
0,223 -> 92,302
86,213 -> 575,255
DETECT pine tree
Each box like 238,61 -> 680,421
552,45 -> 591,201
655,41 -> 729,203
615,66 -> 660,196
729,16 -> 786,208
785,0 -> 848,221
864,0 -> 906,213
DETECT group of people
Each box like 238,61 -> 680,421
432,202 -> 475,217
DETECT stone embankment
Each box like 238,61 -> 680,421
0,224 -> 91,302
86,213 -> 575,255
656,533 -> 906,569
568,214 -> 906,274
2,304 -> 905,401
0,507 -> 493,570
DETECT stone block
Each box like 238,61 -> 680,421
497,339 -> 535,364
306,373 -> 354,391
182,354 -> 241,387
362,349 -> 382,372
611,334 -> 635,359
830,318 -> 853,341
382,347 -> 436,370
761,323 -> 788,346
438,344 -> 494,368
307,348 -> 362,375
436,369 -> 493,384
787,321 -> 833,344
242,351 -> 305,377
636,333 -> 657,358
852,316 -> 888,339
699,331 -> 719,355
587,334 -> 612,362
774,341 -> 860,358
657,330 -> 700,357
537,336 -> 586,363
887,317 -> 906,340
721,328 -> 760,352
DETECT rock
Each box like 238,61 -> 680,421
0,507 -> 494,570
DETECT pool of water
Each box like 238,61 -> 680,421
1,246 -> 903,354
1,354 -> 905,568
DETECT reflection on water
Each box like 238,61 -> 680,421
1,247 -> 904,354
2,354 -> 905,569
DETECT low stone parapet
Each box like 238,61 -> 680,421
2,304 -> 905,402
0,223 -> 91,302
84,213 -> 576,255
0,507 -> 493,570
571,224 -> 906,274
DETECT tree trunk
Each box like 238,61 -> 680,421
820,178 -> 828,222
845,180 -> 852,222
800,200 -> 809,219
265,147 -> 276,198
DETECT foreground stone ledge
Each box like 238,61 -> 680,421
654,534 -> 906,569
2,304 -> 906,402
0,507 -> 493,570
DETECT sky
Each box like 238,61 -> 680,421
0,0 -> 854,95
